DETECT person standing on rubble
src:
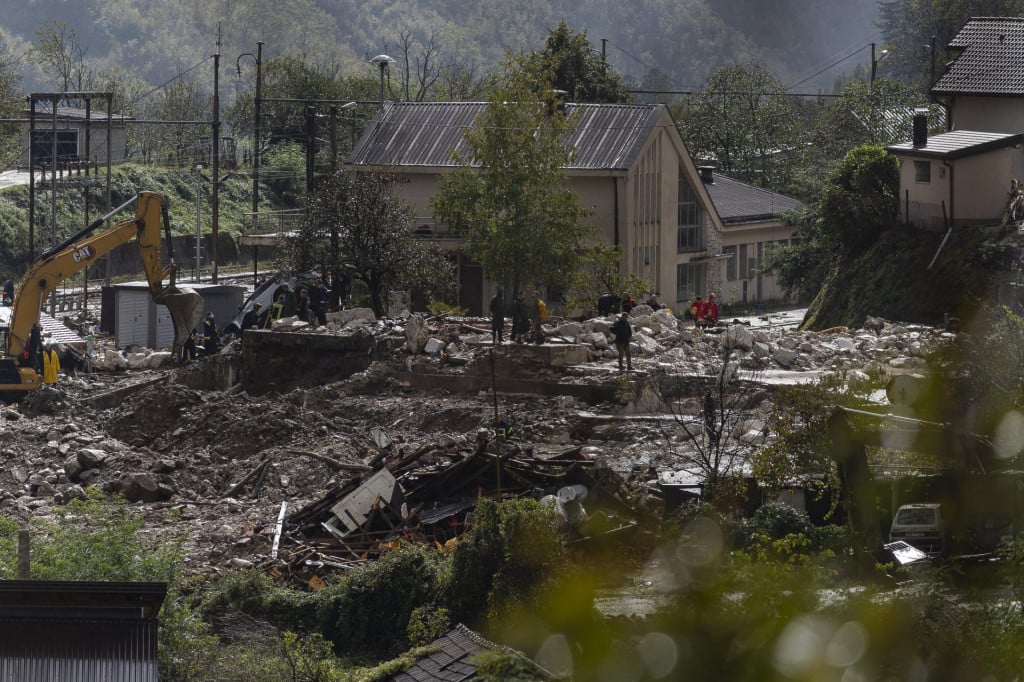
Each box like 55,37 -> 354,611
273,283 -> 296,321
2,278 -> 12,305
689,295 -> 705,329
621,291 -> 635,313
297,288 -> 313,323
511,290 -> 527,343
202,312 -> 220,355
611,312 -> 633,372
313,277 -> 330,325
490,287 -> 505,344
241,302 -> 263,330
704,293 -> 719,327
530,290 -> 546,345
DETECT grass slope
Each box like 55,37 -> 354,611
802,226 -> 999,330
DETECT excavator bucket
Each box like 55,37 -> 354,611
162,286 -> 205,359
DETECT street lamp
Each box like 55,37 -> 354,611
871,42 -> 890,83
369,54 -> 396,109
237,41 -> 264,286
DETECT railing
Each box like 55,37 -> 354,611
411,217 -> 461,241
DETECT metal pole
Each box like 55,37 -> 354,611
28,97 -> 35,262
250,41 -> 260,286
305,102 -> 316,194
212,53 -> 220,283
195,167 -> 202,281
871,43 -> 877,83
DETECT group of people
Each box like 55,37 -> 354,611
689,292 -> 719,328
597,291 -> 667,317
490,288 -> 548,345
270,277 -> 332,327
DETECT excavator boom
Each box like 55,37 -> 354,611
0,192 -> 203,403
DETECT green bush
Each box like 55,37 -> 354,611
443,498 -> 567,627
318,543 -> 443,659
199,570 -> 317,635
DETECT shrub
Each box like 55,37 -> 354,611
443,498 -> 567,626
318,543 -> 443,659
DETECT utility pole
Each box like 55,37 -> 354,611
212,52 -> 221,283
305,102 -> 317,195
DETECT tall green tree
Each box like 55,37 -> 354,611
675,62 -> 799,189
431,53 -> 593,297
524,20 -> 631,104
302,168 -> 455,316
0,30 -> 23,167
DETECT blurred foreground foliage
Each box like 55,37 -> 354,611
11,436 -> 1024,679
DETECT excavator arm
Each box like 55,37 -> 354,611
1,191 -> 203,402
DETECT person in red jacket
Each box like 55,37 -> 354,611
704,292 -> 719,327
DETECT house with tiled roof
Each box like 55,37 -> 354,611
347,101 -> 801,314
932,17 -> 1024,133
885,17 -> 1024,229
384,623 -> 553,681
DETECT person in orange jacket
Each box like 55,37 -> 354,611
689,295 -> 704,328
704,292 -> 719,327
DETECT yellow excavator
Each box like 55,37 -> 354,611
0,191 -> 204,403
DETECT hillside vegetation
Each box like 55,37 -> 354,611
0,0 -> 878,94
803,226 -> 1005,330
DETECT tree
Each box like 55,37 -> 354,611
0,30 -> 23,166
302,168 -> 455,316
675,63 -> 799,189
562,244 -> 652,315
524,20 -> 631,104
29,21 -> 92,93
431,53 -> 593,298
646,331 -> 770,506
819,145 -> 899,254
809,78 -> 939,165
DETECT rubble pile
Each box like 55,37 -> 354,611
0,305 -> 959,578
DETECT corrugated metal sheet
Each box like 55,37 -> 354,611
0,582 -> 166,682
348,101 -> 664,172
0,617 -> 158,682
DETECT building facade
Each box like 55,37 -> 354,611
347,101 -> 802,314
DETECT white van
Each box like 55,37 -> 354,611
889,503 -> 945,556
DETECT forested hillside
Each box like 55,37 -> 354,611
3,0 -> 878,94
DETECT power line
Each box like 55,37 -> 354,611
787,44 -> 870,90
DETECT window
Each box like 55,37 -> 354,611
723,246 -> 737,281
914,160 -> 931,183
676,262 -> 702,303
739,244 -> 748,279
677,171 -> 704,253
31,130 -> 78,164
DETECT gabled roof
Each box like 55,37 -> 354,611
386,623 -> 552,681
932,17 -> 1024,96
886,129 -> 1024,159
702,173 -> 805,224
347,101 -> 665,171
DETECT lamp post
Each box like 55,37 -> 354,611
871,42 -> 889,83
369,54 -> 396,109
237,42 -> 263,244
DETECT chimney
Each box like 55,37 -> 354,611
912,108 -> 929,148
698,166 -> 715,184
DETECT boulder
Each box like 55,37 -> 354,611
405,315 -> 429,353
720,324 -> 754,351
120,472 -> 171,502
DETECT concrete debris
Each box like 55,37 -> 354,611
0,303 -> 961,580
